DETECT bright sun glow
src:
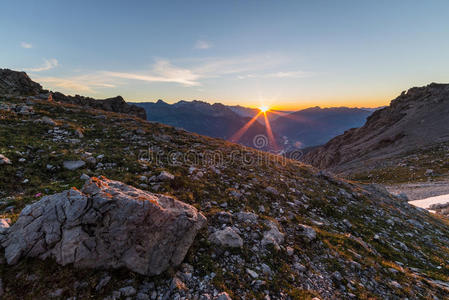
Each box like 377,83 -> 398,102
259,105 -> 269,113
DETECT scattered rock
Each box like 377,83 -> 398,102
261,220 -> 284,249
246,268 -> 258,279
216,292 -> 232,300
63,160 -> 86,170
298,224 -> 317,242
209,227 -> 243,248
41,116 -> 56,126
0,154 -> 11,165
95,275 -> 111,291
265,186 -> 279,195
233,211 -> 258,223
49,288 -> 64,298
157,171 -> 175,181
119,286 -> 136,296
0,218 -> 10,234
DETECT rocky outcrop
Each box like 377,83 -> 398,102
2,176 -> 206,275
303,83 -> 449,173
0,68 -> 43,96
0,68 -> 146,119
52,93 -> 147,119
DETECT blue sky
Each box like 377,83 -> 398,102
1,0 -> 449,109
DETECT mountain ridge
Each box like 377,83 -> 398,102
303,83 -> 449,175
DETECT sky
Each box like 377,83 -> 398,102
1,0 -> 449,110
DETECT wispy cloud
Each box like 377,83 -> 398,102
237,70 -> 313,79
37,74 -> 116,94
21,42 -> 33,49
25,58 -> 59,72
194,40 -> 212,50
31,54 -> 312,94
105,59 -> 201,86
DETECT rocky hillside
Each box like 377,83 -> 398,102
303,83 -> 449,178
1,92 -> 449,299
0,69 -> 146,119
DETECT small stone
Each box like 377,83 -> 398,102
119,286 -> 136,296
261,220 -> 284,249
49,288 -> 64,298
246,268 -> 258,279
265,186 -> 279,195
209,227 -> 243,248
0,218 -> 10,234
85,156 -> 97,165
298,224 -> 316,242
157,171 -> 174,181
216,292 -> 232,300
96,275 -> 111,291
261,263 -> 272,275
63,160 -> 86,170
0,154 -> 11,165
80,173 -> 90,181
136,293 -> 150,300
41,116 -> 56,126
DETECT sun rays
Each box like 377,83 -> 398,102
230,105 -> 278,150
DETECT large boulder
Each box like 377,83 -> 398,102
2,176 -> 206,275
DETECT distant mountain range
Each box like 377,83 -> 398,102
272,106 -> 374,149
132,100 -> 267,148
133,100 -> 378,150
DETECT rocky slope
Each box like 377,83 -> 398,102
1,92 -> 449,299
303,83 -> 449,177
0,69 -> 146,119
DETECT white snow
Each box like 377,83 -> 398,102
409,193 -> 449,209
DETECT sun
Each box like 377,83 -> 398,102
259,105 -> 269,113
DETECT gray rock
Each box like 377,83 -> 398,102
0,154 -> 11,165
246,268 -> 258,278
96,275 -> 111,291
265,186 -> 279,195
80,173 -> 90,181
261,220 -> 284,249
137,293 -> 150,300
233,211 -> 258,223
215,211 -> 232,224
2,176 -> 206,276
41,116 -> 56,126
298,224 -> 317,242
209,227 -> 243,248
49,288 -> 64,298
216,292 -> 232,300
119,286 -> 136,296
63,160 -> 86,170
157,171 -> 175,181
0,218 -> 10,234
